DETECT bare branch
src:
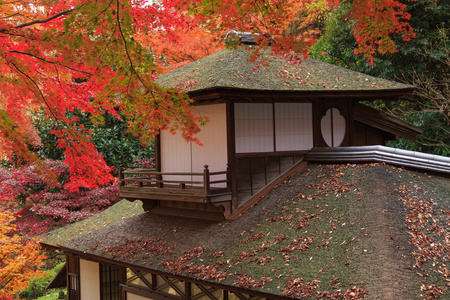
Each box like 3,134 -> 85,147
15,8 -> 75,29
9,60 -> 59,121
115,0 -> 156,99
9,50 -> 92,75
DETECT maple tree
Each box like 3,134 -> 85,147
0,210 -> 46,297
0,0 -> 203,191
34,109 -> 155,170
138,26 -> 224,74
0,0 -> 420,190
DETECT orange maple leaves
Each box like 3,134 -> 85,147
0,210 -> 46,297
0,0 -> 205,190
138,26 -> 224,74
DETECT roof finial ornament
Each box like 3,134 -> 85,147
225,30 -> 258,45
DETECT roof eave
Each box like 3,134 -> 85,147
187,87 -> 416,103
354,103 -> 423,140
58,245 -> 293,300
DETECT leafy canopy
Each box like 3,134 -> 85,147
0,0 -> 420,189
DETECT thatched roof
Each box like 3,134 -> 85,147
155,46 -> 414,96
50,164 -> 450,299
39,199 -> 144,249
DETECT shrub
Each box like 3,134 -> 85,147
33,110 -> 154,171
0,160 -> 120,236
18,263 -> 66,300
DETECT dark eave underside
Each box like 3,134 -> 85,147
187,86 -> 415,103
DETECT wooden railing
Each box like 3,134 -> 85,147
119,165 -> 230,196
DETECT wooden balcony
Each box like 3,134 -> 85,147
119,165 -> 232,207
118,153 -> 307,220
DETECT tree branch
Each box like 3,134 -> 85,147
9,50 -> 91,75
115,0 -> 156,100
15,8 -> 75,29
9,60 -> 59,121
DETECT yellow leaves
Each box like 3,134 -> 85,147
0,210 -> 46,296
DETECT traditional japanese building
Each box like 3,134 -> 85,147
118,40 -> 421,221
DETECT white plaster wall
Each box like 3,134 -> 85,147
191,104 -> 227,187
160,104 -> 227,186
80,259 -> 100,300
235,103 -> 274,153
160,123 -> 193,184
275,103 -> 313,151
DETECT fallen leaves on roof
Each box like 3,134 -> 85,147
60,163 -> 449,299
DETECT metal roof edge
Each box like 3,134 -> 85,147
304,146 -> 450,175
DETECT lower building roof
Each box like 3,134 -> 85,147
39,199 -> 144,249
47,163 -> 450,299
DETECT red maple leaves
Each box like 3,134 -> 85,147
349,0 -> 415,64
0,0 -> 204,190
0,0 -> 419,190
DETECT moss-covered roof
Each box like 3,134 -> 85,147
39,199 -> 144,248
155,47 -> 414,94
56,164 -> 449,299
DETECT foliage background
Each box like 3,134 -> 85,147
310,0 -> 450,156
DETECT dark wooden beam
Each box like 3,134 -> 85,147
230,160 -> 309,220
226,101 -> 238,211
155,132 -> 162,174
188,87 -> 415,103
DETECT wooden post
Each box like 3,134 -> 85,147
226,164 -> 231,190
155,132 -> 163,188
226,101 -> 238,211
157,173 -> 163,188
120,266 -> 127,300
203,165 -> 210,195
185,282 -> 191,300
119,166 -> 125,186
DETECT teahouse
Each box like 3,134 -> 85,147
118,34 -> 421,221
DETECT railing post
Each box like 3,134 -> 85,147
226,164 -> 231,190
203,165 -> 210,195
119,166 -> 125,186
157,172 -> 163,188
